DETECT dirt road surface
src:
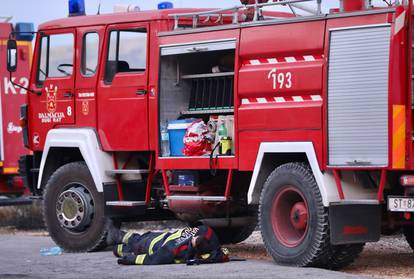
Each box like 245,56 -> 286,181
0,234 -> 367,279
231,232 -> 414,279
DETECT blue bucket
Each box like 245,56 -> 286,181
167,119 -> 195,156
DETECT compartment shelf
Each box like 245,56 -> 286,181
188,75 -> 234,111
181,108 -> 233,115
181,72 -> 234,79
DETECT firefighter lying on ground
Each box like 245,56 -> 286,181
106,224 -> 229,265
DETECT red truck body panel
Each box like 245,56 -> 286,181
0,22 -> 31,194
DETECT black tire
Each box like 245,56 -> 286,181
403,226 -> 414,250
43,162 -> 108,252
259,162 -> 362,269
322,244 -> 365,270
214,220 -> 257,244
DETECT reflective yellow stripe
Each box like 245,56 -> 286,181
117,244 -> 123,257
201,253 -> 210,260
122,232 -> 133,244
174,259 -> 183,264
0,40 -> 32,65
162,229 -> 184,246
3,167 -> 18,174
135,254 -> 146,265
0,40 -> 32,46
149,232 -> 167,255
392,105 -> 406,169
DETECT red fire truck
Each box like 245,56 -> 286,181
9,0 -> 414,269
0,18 -> 33,203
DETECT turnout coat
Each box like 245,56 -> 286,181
115,225 -> 229,265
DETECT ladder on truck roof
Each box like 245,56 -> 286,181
169,0 -> 402,30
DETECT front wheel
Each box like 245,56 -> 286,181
43,162 -> 108,252
259,162 -> 362,269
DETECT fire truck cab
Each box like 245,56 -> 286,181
13,0 -> 414,269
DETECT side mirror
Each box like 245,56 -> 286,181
7,39 -> 18,72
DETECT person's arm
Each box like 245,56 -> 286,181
117,247 -> 175,265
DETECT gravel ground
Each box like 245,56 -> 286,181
231,231 -> 414,279
0,200 -> 44,229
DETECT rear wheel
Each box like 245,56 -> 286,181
322,244 -> 365,270
43,162 -> 108,252
259,162 -> 362,269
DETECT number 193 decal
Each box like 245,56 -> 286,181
268,68 -> 292,90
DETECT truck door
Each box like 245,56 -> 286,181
29,29 -> 76,147
75,27 -> 105,127
97,23 -> 149,151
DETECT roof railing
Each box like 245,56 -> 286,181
170,7 -> 240,30
169,0 -> 403,30
339,0 -> 402,10
170,0 -> 322,30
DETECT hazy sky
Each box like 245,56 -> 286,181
1,0 -> 390,28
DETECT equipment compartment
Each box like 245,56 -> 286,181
158,40 -> 236,159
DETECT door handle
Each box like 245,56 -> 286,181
136,90 -> 147,96
186,47 -> 208,52
64,92 -> 74,98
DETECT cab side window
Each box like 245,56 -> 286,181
36,33 -> 74,85
104,29 -> 147,83
81,32 -> 100,77
37,36 -> 48,84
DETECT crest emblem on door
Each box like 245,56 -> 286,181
82,101 -> 89,116
45,84 -> 58,113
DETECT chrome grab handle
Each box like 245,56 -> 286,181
186,47 -> 209,52
345,160 -> 372,165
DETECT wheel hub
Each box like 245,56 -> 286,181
290,202 -> 308,230
271,186 -> 309,248
56,186 -> 94,231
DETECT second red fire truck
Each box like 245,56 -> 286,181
9,0 -> 414,269
0,18 -> 32,203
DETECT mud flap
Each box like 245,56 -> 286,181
329,202 -> 381,245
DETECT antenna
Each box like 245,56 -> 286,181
97,0 -> 101,15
